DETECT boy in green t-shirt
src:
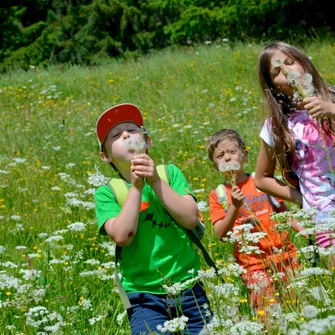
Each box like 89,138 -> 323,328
94,103 -> 212,334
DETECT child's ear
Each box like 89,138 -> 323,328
100,151 -> 112,163
145,136 -> 153,150
212,161 -> 219,171
243,150 -> 249,163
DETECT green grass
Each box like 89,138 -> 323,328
1,41 -> 335,334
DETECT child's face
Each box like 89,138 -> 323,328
100,122 -> 148,164
212,139 -> 247,173
269,49 -> 305,97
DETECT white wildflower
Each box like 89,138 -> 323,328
51,186 -> 61,191
20,269 -> 42,281
80,299 -> 92,311
117,310 -> 127,326
288,315 -> 335,335
299,267 -> 331,277
15,245 -> 27,250
157,316 -> 189,333
45,235 -> 64,243
12,158 -> 27,163
310,286 -> 330,301
89,315 -> 104,325
87,167 -> 110,187
230,321 -> 264,335
66,163 -> 75,169
67,222 -> 86,232
85,259 -> 100,266
0,273 -> 21,290
197,201 -> 209,212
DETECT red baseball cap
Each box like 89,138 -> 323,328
96,103 -> 144,148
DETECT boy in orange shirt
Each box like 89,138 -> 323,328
207,129 -> 304,312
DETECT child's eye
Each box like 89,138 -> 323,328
285,59 -> 295,65
272,68 -> 279,77
216,154 -> 223,159
229,150 -> 236,154
112,133 -> 120,138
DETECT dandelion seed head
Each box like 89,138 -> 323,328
272,58 -> 284,67
218,161 -> 240,172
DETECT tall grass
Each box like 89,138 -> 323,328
1,41 -> 335,334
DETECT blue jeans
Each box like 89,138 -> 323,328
127,282 -> 212,335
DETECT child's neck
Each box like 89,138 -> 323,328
226,172 -> 249,186
114,162 -> 132,182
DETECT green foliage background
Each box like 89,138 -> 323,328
1,0 -> 335,71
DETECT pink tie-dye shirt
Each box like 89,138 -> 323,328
260,110 -> 335,212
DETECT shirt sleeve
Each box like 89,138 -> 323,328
260,118 -> 274,147
94,185 -> 121,235
209,189 -> 227,225
167,164 -> 197,201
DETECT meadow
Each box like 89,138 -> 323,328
1,41 -> 335,334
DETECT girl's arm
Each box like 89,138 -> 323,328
255,140 -> 303,206
290,217 -> 308,238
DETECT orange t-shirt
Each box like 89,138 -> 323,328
209,176 -> 296,272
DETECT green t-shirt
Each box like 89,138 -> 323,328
95,164 -> 201,294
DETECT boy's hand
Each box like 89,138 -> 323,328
131,154 -> 159,187
231,186 -> 244,208
303,96 -> 335,119
130,160 -> 146,189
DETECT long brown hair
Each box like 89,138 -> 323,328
258,41 -> 335,177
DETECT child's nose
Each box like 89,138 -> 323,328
224,154 -> 231,162
122,132 -> 130,140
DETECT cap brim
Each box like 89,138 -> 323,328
96,103 -> 144,146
